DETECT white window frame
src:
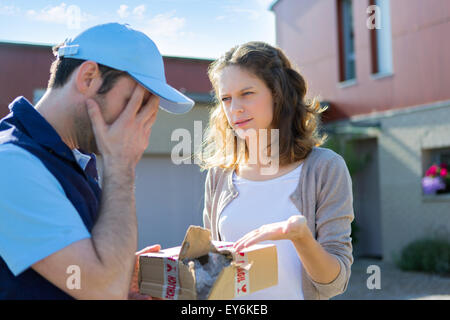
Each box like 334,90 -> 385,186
373,0 -> 393,76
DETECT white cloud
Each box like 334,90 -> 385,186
117,4 -> 146,20
229,7 -> 261,20
0,5 -> 20,16
217,2 -> 269,22
115,5 -> 185,39
26,3 -> 93,29
117,5 -> 129,19
132,5 -> 146,18
142,11 -> 186,38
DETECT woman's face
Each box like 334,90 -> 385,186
217,65 -> 274,136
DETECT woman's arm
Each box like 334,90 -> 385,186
290,224 -> 341,284
233,154 -> 354,294
233,215 -> 340,284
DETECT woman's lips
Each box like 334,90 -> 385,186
234,118 -> 252,127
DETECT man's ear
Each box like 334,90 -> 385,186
75,61 -> 103,97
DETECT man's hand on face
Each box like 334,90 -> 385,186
86,85 -> 160,172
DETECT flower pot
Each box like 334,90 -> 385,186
422,176 -> 446,195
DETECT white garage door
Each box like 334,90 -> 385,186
134,154 -> 207,250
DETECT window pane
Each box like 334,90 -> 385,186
374,0 -> 393,74
340,0 -> 356,80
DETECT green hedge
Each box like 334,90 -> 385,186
395,238 -> 450,275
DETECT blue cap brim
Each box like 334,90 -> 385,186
129,72 -> 195,114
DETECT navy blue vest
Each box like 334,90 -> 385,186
0,97 -> 101,299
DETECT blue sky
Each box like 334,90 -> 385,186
0,0 -> 276,59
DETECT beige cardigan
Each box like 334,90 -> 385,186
202,147 -> 354,300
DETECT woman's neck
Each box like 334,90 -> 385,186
236,159 -> 303,181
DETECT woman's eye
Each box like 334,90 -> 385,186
243,91 -> 253,96
221,97 -> 231,102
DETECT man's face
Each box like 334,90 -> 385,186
76,75 -> 152,154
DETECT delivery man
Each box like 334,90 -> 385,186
0,23 -> 194,299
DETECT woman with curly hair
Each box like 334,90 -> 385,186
198,42 -> 354,300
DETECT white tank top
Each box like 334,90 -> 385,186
218,163 -> 304,300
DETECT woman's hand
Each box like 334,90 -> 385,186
128,244 -> 161,300
233,215 -> 311,252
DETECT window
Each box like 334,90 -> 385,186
424,148 -> 450,170
369,0 -> 393,76
422,147 -> 450,196
337,0 -> 356,82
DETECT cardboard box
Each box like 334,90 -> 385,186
138,225 -> 278,300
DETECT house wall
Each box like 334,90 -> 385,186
348,100 -> 450,262
0,42 -> 53,116
134,154 -> 207,250
273,0 -> 450,262
138,103 -> 212,249
272,0 -> 450,122
144,103 -> 212,155
352,138 -> 382,258
0,42 -> 213,117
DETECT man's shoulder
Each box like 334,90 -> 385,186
0,143 -> 44,167
0,142 -> 33,155
0,143 -> 56,184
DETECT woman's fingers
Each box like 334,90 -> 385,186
234,227 -> 273,252
234,231 -> 270,252
233,227 -> 261,248
233,221 -> 289,252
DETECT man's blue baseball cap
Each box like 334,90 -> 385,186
57,22 -> 194,114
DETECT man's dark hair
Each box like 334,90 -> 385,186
48,43 -> 127,94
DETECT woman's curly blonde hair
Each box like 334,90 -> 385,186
196,41 -> 327,171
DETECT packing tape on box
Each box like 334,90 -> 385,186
234,251 -> 250,298
163,256 -> 179,300
216,244 -> 252,298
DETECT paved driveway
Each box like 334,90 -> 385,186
332,258 -> 450,300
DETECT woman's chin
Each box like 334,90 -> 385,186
235,127 -> 257,139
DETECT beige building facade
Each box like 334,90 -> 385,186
329,100 -> 450,261
135,102 -> 212,249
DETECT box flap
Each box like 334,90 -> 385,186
179,225 -> 213,260
207,266 -> 235,300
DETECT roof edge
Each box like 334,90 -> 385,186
269,0 -> 281,11
0,40 -> 214,62
0,40 -> 54,49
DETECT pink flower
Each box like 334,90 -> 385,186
426,165 -> 438,177
441,168 -> 448,177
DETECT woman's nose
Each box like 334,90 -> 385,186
230,99 -> 244,114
